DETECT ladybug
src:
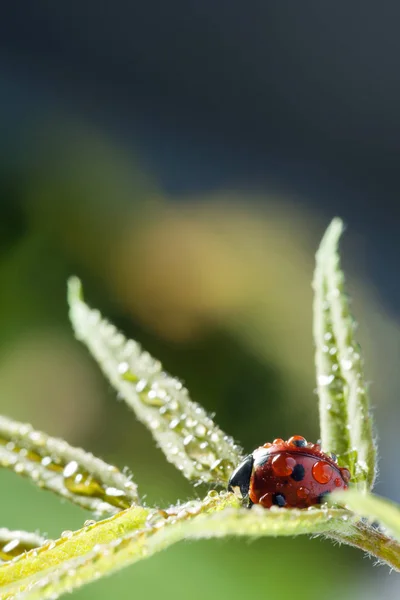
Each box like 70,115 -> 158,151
228,435 -> 350,508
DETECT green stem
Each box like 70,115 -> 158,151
329,521 -> 400,572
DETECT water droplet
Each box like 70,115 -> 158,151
84,520 -> 96,527
207,490 -> 219,499
118,362 -> 129,374
29,431 -> 46,445
61,531 -> 73,539
184,440 -> 216,466
195,424 -> 207,437
142,390 -> 165,407
312,461 -> 333,484
105,487 -> 125,497
297,487 -> 310,499
341,359 -> 353,371
63,461 -> 79,478
271,453 -> 296,477
168,399 -> 179,411
340,468 -> 351,484
136,379 -> 147,393
2,539 -> 20,554
288,435 -> 307,448
318,374 -> 334,386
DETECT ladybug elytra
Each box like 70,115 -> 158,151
228,436 -> 350,508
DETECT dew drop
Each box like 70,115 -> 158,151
340,468 -> 351,484
318,374 -> 334,386
312,461 -> 333,484
195,424 -> 207,437
61,531 -> 73,539
142,390 -> 165,407
136,379 -> 147,393
297,487 -> 310,499
341,359 -> 353,371
185,440 -> 216,466
105,487 -> 125,497
2,539 -> 20,554
207,490 -> 219,499
271,453 -> 296,477
63,461 -> 79,478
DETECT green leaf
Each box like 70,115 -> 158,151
3,500 -> 352,600
313,219 -> 376,488
67,277 -> 242,485
332,490 -> 400,542
0,415 -> 138,515
0,505 -> 148,595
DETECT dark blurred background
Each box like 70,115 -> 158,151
1,3 -> 400,599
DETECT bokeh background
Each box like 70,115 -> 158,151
1,3 -> 400,599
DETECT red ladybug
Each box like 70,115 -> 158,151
228,435 -> 350,508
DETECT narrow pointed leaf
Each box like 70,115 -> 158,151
0,415 -> 138,515
332,490 -> 400,542
5,503 -> 351,600
0,505 -> 148,593
313,219 -> 376,487
68,277 -> 242,484
0,493 -> 234,597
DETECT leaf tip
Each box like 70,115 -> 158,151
67,276 -> 84,304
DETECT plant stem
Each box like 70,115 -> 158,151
329,521 -> 400,572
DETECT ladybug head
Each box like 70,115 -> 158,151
227,453 -> 254,499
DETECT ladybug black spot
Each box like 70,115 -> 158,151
291,464 -> 305,482
272,493 -> 286,507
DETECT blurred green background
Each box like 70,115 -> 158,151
1,4 -> 400,598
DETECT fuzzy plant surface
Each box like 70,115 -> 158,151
1,217 -> 400,599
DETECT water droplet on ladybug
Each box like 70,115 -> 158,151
340,468 -> 351,483
297,487 -> 310,499
312,460 -> 333,484
288,435 -> 307,447
271,453 -> 296,477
